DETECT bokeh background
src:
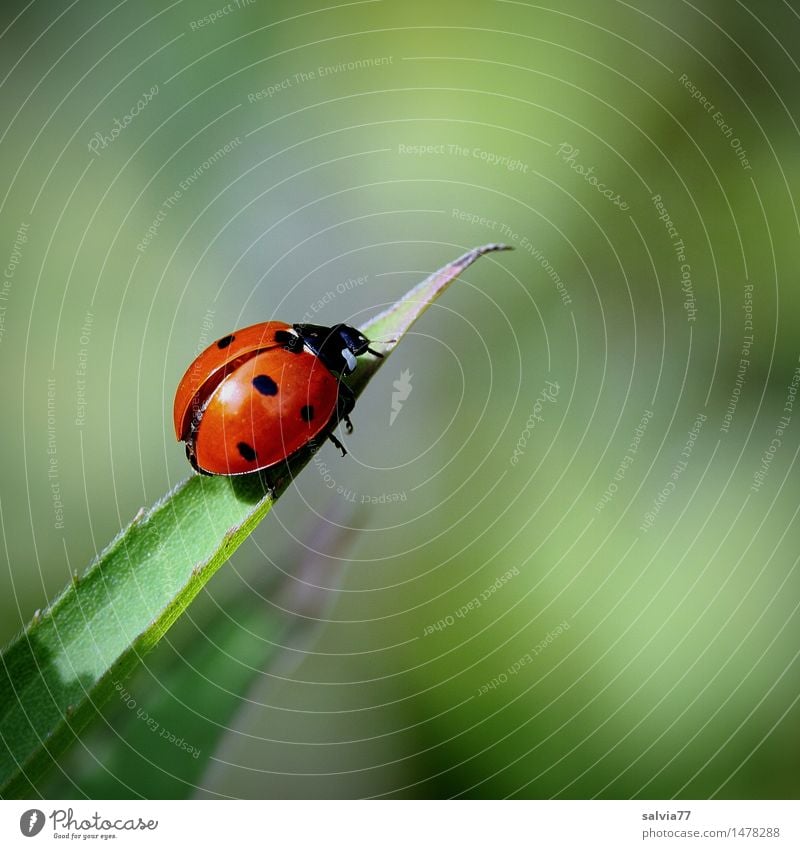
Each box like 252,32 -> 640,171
1,0 -> 799,799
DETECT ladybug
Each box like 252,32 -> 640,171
173,322 -> 383,475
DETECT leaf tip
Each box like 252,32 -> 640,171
463,243 -> 514,262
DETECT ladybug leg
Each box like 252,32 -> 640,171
185,440 -> 213,476
327,382 -> 355,455
327,431 -> 347,457
335,381 -> 356,423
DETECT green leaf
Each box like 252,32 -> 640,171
41,515 -> 358,799
0,243 -> 510,798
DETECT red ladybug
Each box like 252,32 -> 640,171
173,321 -> 383,475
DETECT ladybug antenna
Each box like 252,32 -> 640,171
367,337 -> 396,354
367,346 -> 385,358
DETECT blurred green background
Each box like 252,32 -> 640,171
1,0 -> 799,798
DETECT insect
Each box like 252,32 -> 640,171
173,321 -> 383,475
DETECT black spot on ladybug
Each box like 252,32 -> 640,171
300,405 -> 314,422
217,334 -> 235,348
252,374 -> 278,396
275,329 -> 303,354
237,442 -> 256,462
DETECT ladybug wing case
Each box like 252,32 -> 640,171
184,347 -> 340,475
173,321 -> 295,442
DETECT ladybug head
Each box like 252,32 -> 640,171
293,323 -> 383,375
